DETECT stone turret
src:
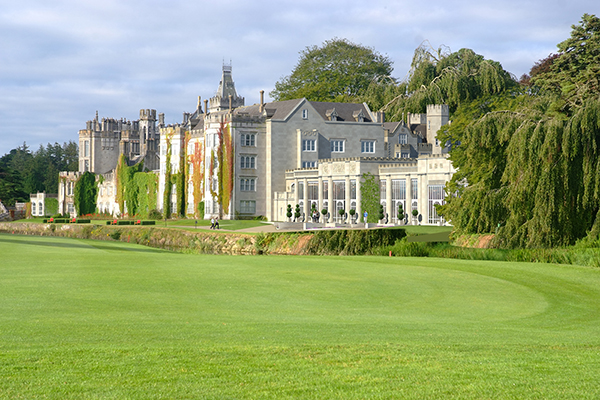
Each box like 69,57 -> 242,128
426,104 -> 449,155
209,64 -> 244,113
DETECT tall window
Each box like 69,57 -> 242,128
241,133 -> 256,147
333,180 -> 346,222
241,155 -> 256,169
428,185 -> 445,224
84,140 -> 90,157
361,140 -> 375,153
240,200 -> 256,214
302,139 -> 316,152
330,140 -> 344,153
240,178 -> 256,191
411,178 -> 418,200
392,179 -> 406,223
308,182 -> 318,207
302,109 -> 308,119
399,134 -> 408,144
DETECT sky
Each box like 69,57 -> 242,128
0,0 -> 595,157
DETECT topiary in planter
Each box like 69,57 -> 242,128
412,209 -> 419,217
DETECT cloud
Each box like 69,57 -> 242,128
0,0 -> 596,156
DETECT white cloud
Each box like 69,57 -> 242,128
0,0 -> 597,156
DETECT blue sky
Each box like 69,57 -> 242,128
0,0 -> 595,156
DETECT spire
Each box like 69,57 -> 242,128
209,63 -> 244,113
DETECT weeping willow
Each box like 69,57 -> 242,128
363,46 -> 517,122
443,98 -> 600,248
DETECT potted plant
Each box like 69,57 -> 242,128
286,204 -> 292,221
378,204 -> 385,223
349,208 -> 356,223
397,203 -> 404,225
294,204 -> 301,222
338,208 -> 345,223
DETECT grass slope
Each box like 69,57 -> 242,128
1,233 -> 600,399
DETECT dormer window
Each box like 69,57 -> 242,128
353,110 -> 365,122
302,109 -> 308,119
326,108 -> 339,121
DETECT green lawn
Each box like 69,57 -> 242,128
1,234 -> 600,399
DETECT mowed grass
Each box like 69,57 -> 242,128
1,234 -> 600,399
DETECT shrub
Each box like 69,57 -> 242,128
148,209 -> 162,220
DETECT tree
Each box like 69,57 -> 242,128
368,45 -> 517,122
270,38 -> 394,102
439,14 -> 600,248
531,14 -> 600,112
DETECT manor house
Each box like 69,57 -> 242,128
59,65 -> 455,225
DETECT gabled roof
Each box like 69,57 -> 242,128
308,101 -> 373,122
232,98 -> 379,123
232,99 -> 304,120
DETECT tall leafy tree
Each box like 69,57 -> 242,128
531,13 -> 600,112
271,38 -> 394,102
440,14 -> 600,248
365,44 -> 517,122
0,141 -> 78,207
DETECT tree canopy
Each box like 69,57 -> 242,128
362,43 -> 518,122
0,141 -> 78,207
437,14 -> 600,248
270,38 -> 394,102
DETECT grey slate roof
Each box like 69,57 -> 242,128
308,101 -> 373,122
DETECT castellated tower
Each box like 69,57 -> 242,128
426,104 -> 449,155
209,64 -> 245,113
78,109 -> 160,175
138,109 -> 160,171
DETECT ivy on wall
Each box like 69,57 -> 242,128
44,197 -> 58,216
216,121 -> 235,216
73,171 -> 97,216
116,154 -> 143,217
188,137 -> 205,219
174,132 -> 191,218
360,172 -> 380,223
133,172 -> 158,219
162,128 -> 174,219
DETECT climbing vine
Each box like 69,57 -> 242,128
174,131 -> 190,218
216,121 -> 235,215
162,128 -> 174,219
116,154 -> 144,217
44,197 -> 58,216
73,171 -> 97,216
188,136 -> 205,219
133,172 -> 158,219
360,172 -> 380,223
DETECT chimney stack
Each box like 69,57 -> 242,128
204,99 -> 208,116
259,90 -> 265,113
197,96 -> 202,112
